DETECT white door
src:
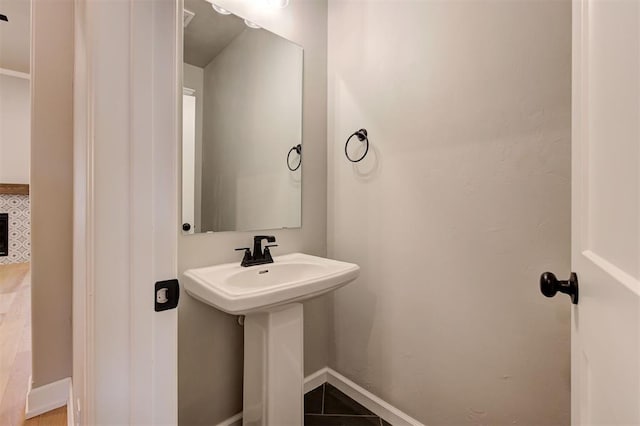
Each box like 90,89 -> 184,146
182,90 -> 196,235
570,0 -> 640,424
73,0 -> 179,424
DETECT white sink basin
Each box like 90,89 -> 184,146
183,252 -> 359,314
184,252 -> 360,425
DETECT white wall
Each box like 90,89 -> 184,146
183,63 -> 204,232
0,74 -> 30,184
178,1 -> 328,424
200,28 -> 302,232
327,1 -> 572,424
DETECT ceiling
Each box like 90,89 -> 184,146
184,0 -> 246,68
0,0 -> 30,73
0,0 -> 244,73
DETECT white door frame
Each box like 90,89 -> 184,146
73,0 -> 180,424
181,89 -> 196,235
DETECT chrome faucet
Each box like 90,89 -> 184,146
235,235 -> 278,267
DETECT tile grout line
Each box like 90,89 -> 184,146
306,381 -> 387,425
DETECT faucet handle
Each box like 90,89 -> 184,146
235,247 -> 252,258
235,247 -> 252,267
263,245 -> 278,262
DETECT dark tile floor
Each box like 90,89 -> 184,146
304,383 -> 392,426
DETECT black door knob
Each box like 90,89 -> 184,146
540,272 -> 579,304
182,223 -> 191,232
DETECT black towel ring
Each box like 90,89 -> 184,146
287,144 -> 302,171
345,129 -> 369,163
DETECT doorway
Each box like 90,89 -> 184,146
0,0 -> 33,423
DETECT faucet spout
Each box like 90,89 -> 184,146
252,235 -> 277,263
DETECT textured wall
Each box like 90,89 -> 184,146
178,1 -> 328,424
0,195 -> 30,264
327,1 -> 572,424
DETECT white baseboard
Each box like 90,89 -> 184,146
25,376 -> 71,419
0,67 -> 30,80
216,367 -> 424,426
303,367 -> 329,393
215,411 -> 243,426
325,368 -> 424,426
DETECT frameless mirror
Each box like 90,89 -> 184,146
182,0 -> 303,234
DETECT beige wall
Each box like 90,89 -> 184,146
177,1 -> 328,424
30,0 -> 74,387
0,74 -> 30,184
327,1 -> 571,424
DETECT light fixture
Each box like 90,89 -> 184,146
211,3 -> 231,15
267,0 -> 289,7
244,19 -> 261,29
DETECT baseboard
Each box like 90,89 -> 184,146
303,366 -> 329,393
25,376 -> 71,419
216,367 -> 424,426
215,411 -> 243,426
325,368 -> 424,426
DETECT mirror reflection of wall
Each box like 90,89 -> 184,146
182,0 -> 303,234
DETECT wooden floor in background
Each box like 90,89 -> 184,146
0,263 -> 66,426
24,407 -> 66,426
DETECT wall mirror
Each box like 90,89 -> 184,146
182,0 -> 303,234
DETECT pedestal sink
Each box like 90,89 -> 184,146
183,253 -> 360,426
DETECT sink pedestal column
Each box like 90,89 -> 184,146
243,303 -> 304,426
